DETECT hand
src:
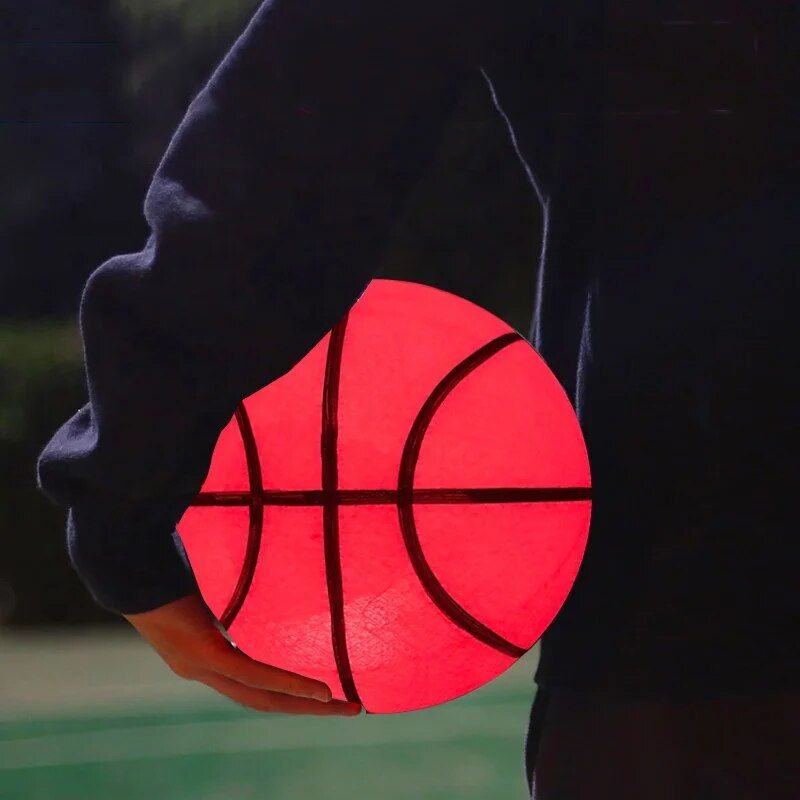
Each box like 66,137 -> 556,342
124,593 -> 362,716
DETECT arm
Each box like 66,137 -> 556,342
37,0 -> 493,710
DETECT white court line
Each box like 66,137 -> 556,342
0,702 -> 526,772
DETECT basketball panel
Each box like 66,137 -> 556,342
228,505 -> 345,701
415,340 -> 591,490
242,332 -> 329,492
177,506 -> 251,620
413,501 -> 591,648
338,504 -> 516,714
336,279 -> 522,491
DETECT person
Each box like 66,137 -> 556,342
38,0 -> 799,795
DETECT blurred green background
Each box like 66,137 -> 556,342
2,2 -> 540,797
0,631 -> 540,799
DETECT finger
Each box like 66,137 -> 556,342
201,673 -> 362,716
204,639 -> 333,702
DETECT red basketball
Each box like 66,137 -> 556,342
177,279 -> 591,713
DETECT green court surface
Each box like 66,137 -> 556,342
0,630 -> 538,799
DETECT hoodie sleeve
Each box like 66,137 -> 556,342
36,0 -> 491,613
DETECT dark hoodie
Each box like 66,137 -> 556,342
38,0 -> 799,695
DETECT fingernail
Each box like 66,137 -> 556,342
313,686 -> 333,703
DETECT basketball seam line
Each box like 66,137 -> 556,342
397,332 -> 529,659
219,405 -> 264,630
322,312 -> 362,706
193,487 -> 592,505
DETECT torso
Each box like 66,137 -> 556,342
484,0 -> 800,692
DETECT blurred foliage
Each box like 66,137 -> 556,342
111,0 -> 259,170
0,322 -> 82,443
115,0 -> 256,37
0,1 -> 259,318
1,1 -> 134,317
0,1 -> 119,231
0,322 -> 115,626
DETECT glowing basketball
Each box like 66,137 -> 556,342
177,279 -> 591,713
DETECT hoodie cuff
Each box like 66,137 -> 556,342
66,502 -> 199,615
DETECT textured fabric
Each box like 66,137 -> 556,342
525,686 -> 800,799
38,0 -> 799,694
